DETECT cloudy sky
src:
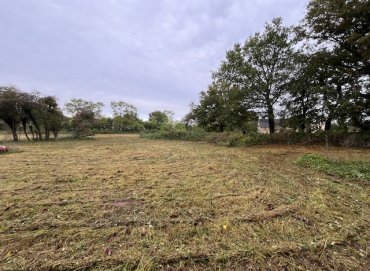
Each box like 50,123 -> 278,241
0,0 -> 309,119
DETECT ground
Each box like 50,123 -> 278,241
0,134 -> 369,270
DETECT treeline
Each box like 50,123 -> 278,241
0,86 -> 63,141
0,87 -> 175,141
185,0 -> 369,134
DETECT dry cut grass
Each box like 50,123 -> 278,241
0,134 -> 369,270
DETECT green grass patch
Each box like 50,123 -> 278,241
297,154 -> 370,180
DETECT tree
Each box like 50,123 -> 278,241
215,18 -> 297,133
111,101 -> 137,117
306,0 -> 370,76
305,0 -> 370,130
110,101 -> 142,132
283,52 -> 322,132
96,117 -> 113,131
0,87 -> 65,141
64,98 -> 104,137
64,98 -> 104,118
38,96 -> 63,139
72,110 -> 96,138
148,111 -> 170,129
0,86 -> 23,141
189,81 -> 256,132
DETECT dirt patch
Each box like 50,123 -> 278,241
111,199 -> 143,207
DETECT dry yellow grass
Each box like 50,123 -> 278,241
0,134 -> 369,270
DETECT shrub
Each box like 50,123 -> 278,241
141,128 -> 207,141
141,129 -> 370,148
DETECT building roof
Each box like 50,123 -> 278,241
258,119 -> 282,129
258,119 -> 270,129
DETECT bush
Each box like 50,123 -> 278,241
141,129 -> 370,148
141,128 -> 207,141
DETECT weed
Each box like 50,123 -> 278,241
297,154 -> 370,180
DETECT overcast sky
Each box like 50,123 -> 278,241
0,0 -> 309,119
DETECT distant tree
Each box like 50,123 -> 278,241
72,110 -> 96,138
111,101 -> 137,117
148,111 -> 170,127
110,101 -> 142,132
96,117 -> 113,131
64,98 -> 104,118
0,87 -> 65,141
64,98 -> 105,137
38,96 -> 63,139
0,86 -> 23,141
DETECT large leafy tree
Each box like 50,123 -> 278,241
305,0 -> 370,130
215,18 -> 297,133
189,81 -> 256,132
306,0 -> 370,76
283,53 -> 322,132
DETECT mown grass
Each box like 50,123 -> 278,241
0,134 -> 369,270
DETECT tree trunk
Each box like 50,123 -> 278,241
267,104 -> 275,134
22,121 -> 30,141
324,117 -> 332,131
298,119 -> 305,133
52,129 -> 58,138
29,125 -> 35,140
45,129 -> 50,140
336,84 -> 346,129
219,123 -> 224,132
12,127 -> 18,141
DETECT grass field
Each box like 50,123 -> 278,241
0,134 -> 369,270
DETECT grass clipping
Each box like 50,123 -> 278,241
0,135 -> 369,270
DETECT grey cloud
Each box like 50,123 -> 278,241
0,0 -> 309,119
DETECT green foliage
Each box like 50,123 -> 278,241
64,98 -> 104,118
72,110 -> 96,138
110,101 -> 137,117
212,18 -> 297,134
305,0 -> 370,130
306,0 -> 370,76
110,101 -> 142,132
187,2 -> 369,135
141,128 -> 207,141
189,82 -> 257,132
297,154 -> 370,180
0,86 -> 64,141
142,128 -> 370,148
148,111 -> 170,126
145,110 -> 173,131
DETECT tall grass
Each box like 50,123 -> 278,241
141,129 -> 370,147
297,154 -> 370,180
